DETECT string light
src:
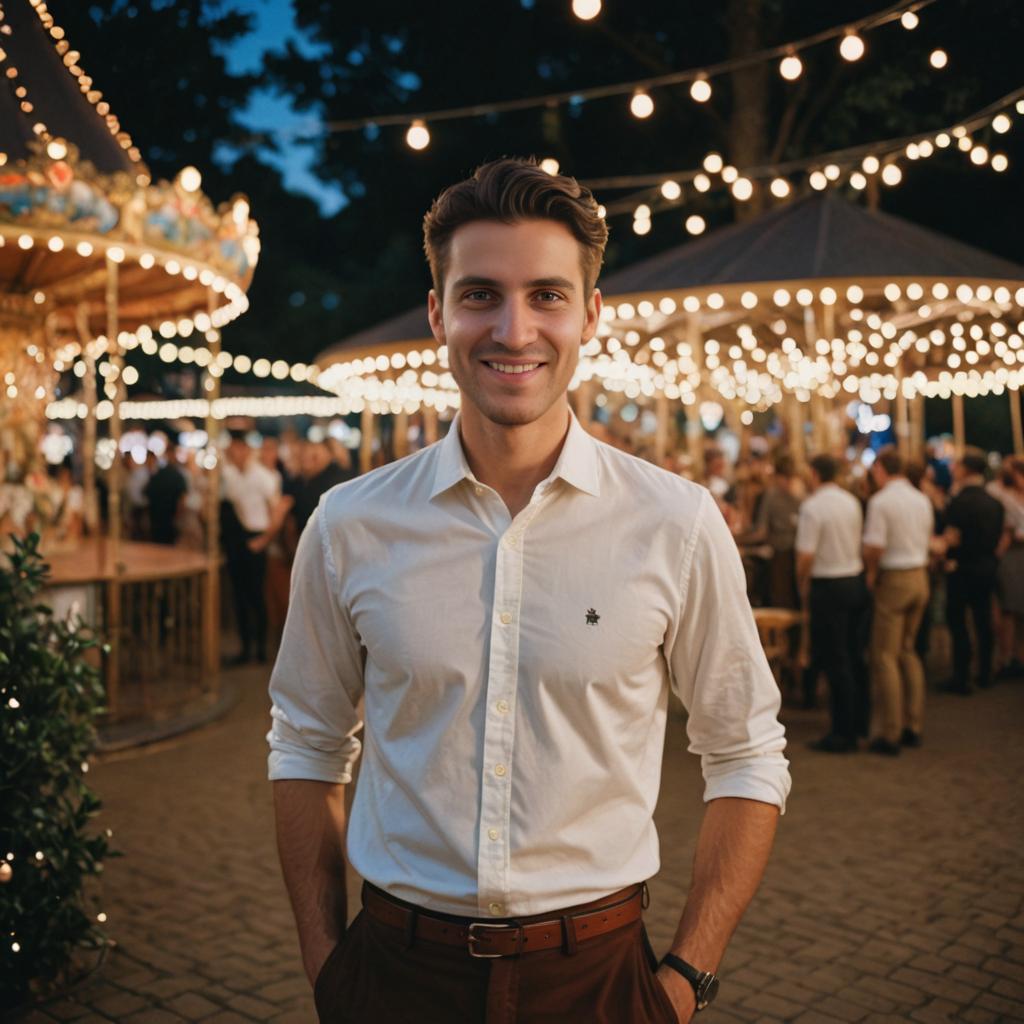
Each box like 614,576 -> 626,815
660,180 -> 682,201
177,166 -> 202,193
540,157 -> 560,175
684,215 -> 705,235
929,48 -> 948,68
731,177 -> 754,201
405,120 -> 430,150
571,0 -> 601,19
839,32 -> 866,61
779,54 -> 803,81
769,177 -> 791,198
630,90 -> 654,119
900,10 -> 919,29
689,77 -> 712,103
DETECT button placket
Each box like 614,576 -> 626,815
474,495 -> 549,916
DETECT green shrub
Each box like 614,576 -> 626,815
0,533 -> 115,1011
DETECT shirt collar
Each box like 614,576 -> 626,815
429,408 -> 601,500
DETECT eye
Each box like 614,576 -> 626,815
535,290 -> 565,303
463,289 -> 493,302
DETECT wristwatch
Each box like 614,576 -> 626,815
660,953 -> 720,1011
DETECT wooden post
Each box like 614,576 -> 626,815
572,377 -> 595,428
784,393 -> 806,469
360,406 -> 374,474
393,410 -> 410,460
909,393 -> 926,462
75,304 -> 99,535
422,405 -> 439,446
895,391 -> 911,463
654,391 -> 669,464
952,392 -> 966,456
104,256 -> 122,717
203,289 -> 222,682
1011,387 -> 1024,456
685,316 -> 705,481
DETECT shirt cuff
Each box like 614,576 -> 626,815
702,755 -> 791,815
266,731 -> 360,784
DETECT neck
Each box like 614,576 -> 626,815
458,399 -> 571,518
962,474 -> 985,487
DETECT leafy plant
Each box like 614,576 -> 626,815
0,533 -> 115,1012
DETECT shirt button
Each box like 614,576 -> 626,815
489,902 -> 504,917
504,535 -> 518,548
499,611 -> 513,625
488,828 -> 500,841
494,763 -> 507,777
496,699 -> 510,714
474,486 -> 484,495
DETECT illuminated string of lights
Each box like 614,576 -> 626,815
594,87 -> 1024,234
266,0 -> 938,151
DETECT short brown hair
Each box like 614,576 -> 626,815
423,158 -> 608,295
810,454 -> 838,483
875,445 -> 903,476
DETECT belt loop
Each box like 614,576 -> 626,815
560,914 -> 579,957
641,882 -> 650,910
403,907 -> 418,950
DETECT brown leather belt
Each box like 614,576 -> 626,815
362,882 -> 645,958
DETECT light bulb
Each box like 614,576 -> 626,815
970,145 -> 988,166
992,114 -> 1012,134
824,163 -> 841,181
731,177 -> 753,201
178,166 -> 202,193
406,120 -> 430,150
839,32 -> 865,61
881,163 -> 902,186
992,153 -> 1009,172
572,0 -> 601,19
702,152 -> 723,174
850,171 -> 867,190
901,10 -> 919,29
46,139 -> 68,160
862,154 -> 880,174
540,158 -> 560,175
779,54 -> 802,81
690,78 -> 712,103
769,177 -> 790,198
630,90 -> 654,119
660,180 -> 681,201
633,218 -> 651,236
809,171 -> 828,190
929,49 -> 947,69
685,215 -> 706,236
693,173 -> 711,192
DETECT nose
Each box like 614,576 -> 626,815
491,295 -> 537,350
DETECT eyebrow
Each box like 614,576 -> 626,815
451,275 -> 577,292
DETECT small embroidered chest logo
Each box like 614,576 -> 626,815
585,608 -> 600,626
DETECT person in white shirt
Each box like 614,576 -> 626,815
221,433 -> 281,665
795,454 -> 869,753
268,159 -> 790,1024
862,446 -> 935,755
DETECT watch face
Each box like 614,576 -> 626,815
697,974 -> 720,1008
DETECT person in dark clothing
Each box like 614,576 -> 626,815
143,454 -> 187,545
942,449 -> 1005,694
292,439 -> 352,534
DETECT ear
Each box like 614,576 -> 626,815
427,290 -> 446,346
581,288 -> 602,344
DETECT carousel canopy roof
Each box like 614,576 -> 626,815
319,302 -> 431,364
600,193 -> 1024,297
0,0 -> 141,173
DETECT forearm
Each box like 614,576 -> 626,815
669,796 -> 779,969
273,779 -> 349,985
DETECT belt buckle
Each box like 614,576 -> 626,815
467,921 -> 514,958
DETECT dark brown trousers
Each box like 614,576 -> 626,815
314,886 -> 677,1023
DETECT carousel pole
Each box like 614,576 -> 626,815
202,289 -> 222,682
74,304 -> 99,535
360,406 -> 375,473
1010,387 -> 1023,456
952,392 -> 966,456
104,255 -> 123,717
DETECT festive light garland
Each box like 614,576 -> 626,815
261,0 -> 939,151
593,88 -> 1024,233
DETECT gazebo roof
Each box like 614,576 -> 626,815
599,193 -> 1024,296
1,0 -> 142,174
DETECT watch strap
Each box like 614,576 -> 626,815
659,953 -> 717,1010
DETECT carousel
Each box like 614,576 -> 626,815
0,0 -> 259,739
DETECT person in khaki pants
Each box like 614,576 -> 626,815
862,447 -> 935,756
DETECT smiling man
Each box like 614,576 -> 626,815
268,158 -> 790,1024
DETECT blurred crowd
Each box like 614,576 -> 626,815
6,415 -> 1020,758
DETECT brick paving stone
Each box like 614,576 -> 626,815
162,992 -> 222,1020
27,661 -> 1024,1024
792,1013 -> 849,1024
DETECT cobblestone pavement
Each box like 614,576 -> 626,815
22,667 -> 1024,1024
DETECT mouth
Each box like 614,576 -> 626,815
482,360 -> 544,378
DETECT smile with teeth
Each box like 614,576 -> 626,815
485,361 -> 541,374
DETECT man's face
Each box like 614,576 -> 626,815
428,219 -> 600,429
228,439 -> 249,469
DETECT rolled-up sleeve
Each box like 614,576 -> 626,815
266,502 -> 364,784
668,492 -> 792,812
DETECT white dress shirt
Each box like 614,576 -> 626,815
222,458 -> 280,532
862,477 -> 933,570
795,483 -> 864,578
267,413 -> 790,918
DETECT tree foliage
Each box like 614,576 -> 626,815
0,534 -> 115,1011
